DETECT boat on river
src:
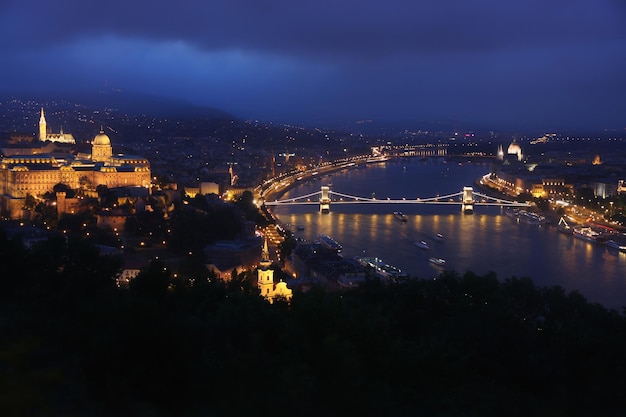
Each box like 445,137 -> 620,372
507,208 -> 547,225
356,256 -> 406,280
317,234 -> 343,252
557,217 -> 574,234
393,211 -> 408,222
606,239 -> 626,252
605,233 -> 626,252
572,226 -> 607,244
429,257 -> 446,267
415,240 -> 430,250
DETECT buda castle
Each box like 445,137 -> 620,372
0,108 -> 151,218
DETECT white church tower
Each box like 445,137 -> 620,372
257,238 -> 292,303
257,238 -> 275,299
39,107 -> 47,141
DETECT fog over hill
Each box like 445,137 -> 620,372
1,90 -> 624,154
1,89 -> 235,120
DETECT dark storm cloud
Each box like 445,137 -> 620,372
0,0 -> 625,129
3,0 -> 624,58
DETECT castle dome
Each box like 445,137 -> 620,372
93,129 -> 111,146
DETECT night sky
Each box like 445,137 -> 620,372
1,0 -> 625,130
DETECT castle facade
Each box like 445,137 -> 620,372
0,109 -> 151,218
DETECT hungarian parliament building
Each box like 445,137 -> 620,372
0,108 -> 151,218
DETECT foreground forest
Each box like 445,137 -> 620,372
1,230 -> 626,417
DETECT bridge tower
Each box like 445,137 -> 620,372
320,185 -> 331,213
462,186 -> 474,213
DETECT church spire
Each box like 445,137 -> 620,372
39,107 -> 47,141
257,234 -> 292,304
263,238 -> 269,259
259,237 -> 272,269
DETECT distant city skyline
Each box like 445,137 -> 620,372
1,1 -> 625,131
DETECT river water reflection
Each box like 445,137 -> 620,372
271,158 -> 626,310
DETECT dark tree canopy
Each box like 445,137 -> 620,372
2,228 -> 626,417
167,203 -> 241,254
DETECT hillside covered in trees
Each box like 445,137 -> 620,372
1,229 -> 626,417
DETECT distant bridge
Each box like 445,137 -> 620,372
263,186 -> 531,213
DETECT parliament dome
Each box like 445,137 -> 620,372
507,141 -> 521,155
507,140 -> 523,161
93,130 -> 111,146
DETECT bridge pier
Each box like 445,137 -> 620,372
462,186 -> 474,213
320,185 -> 330,213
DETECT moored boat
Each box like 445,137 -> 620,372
572,226 -> 607,244
356,256 -> 406,280
317,234 -> 343,252
606,239 -> 626,252
505,208 -> 520,218
605,233 -> 626,252
507,209 -> 547,225
557,217 -> 573,234
518,210 -> 547,225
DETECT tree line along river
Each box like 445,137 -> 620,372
270,157 -> 626,311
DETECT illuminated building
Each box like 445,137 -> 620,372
257,238 -> 292,303
0,111 -> 151,218
507,139 -> 523,161
497,144 -> 504,161
39,108 -> 76,144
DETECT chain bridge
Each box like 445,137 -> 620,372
263,186 -> 531,213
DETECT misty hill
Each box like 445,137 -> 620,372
0,90 -> 240,144
0,88 -> 235,120
68,88 -> 235,120
0,92 -> 375,159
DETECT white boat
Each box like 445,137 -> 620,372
429,257 -> 446,267
518,210 -> 547,225
356,256 -> 406,280
507,209 -> 547,225
572,226 -> 606,244
415,240 -> 429,250
393,211 -> 408,222
434,233 -> 444,241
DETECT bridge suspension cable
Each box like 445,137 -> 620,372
328,191 -> 376,202
328,190 -> 464,203
264,187 -> 530,208
265,190 -> 321,205
472,192 -> 528,206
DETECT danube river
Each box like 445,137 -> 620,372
270,158 -> 626,310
